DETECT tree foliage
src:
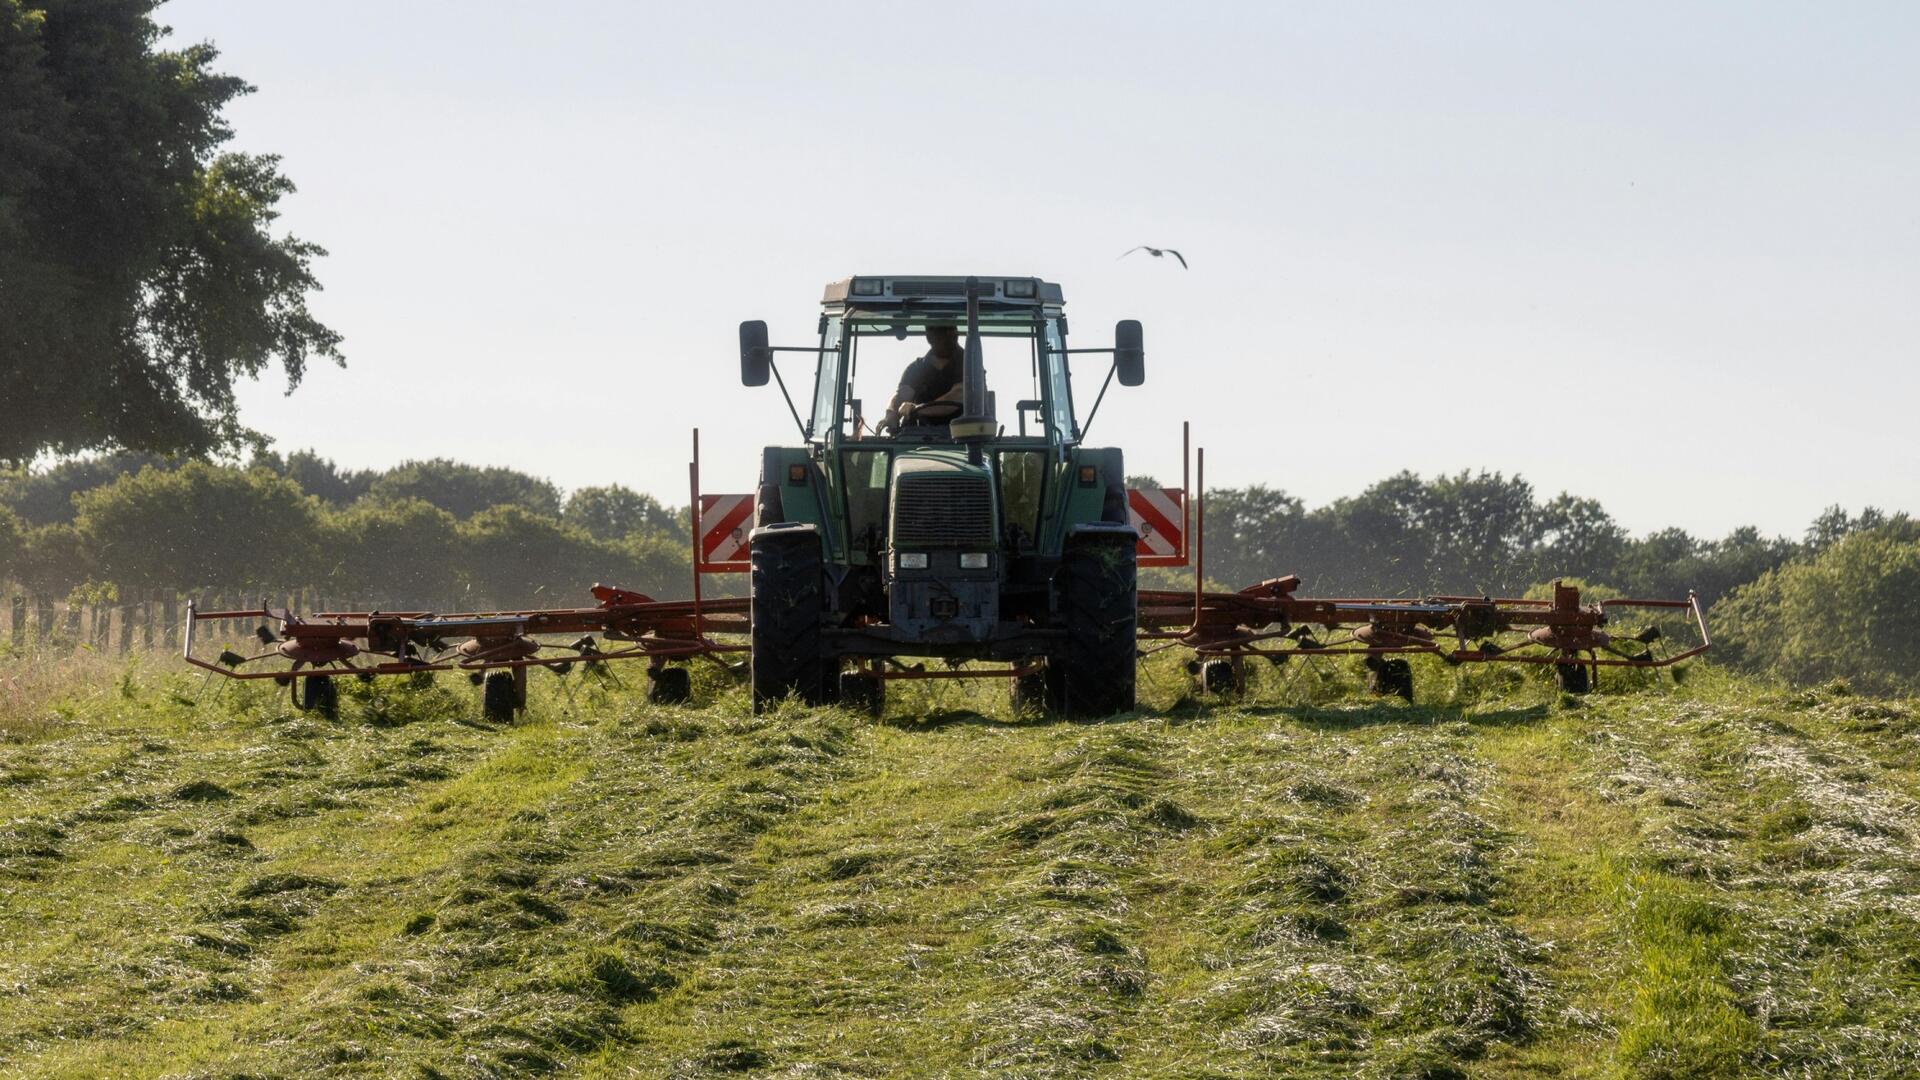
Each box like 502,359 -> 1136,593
0,0 -> 339,463
317,498 -> 460,605
370,459 -> 563,520
1714,521 -> 1920,695
0,503 -> 21,582
564,484 -> 684,542
72,462 -> 318,592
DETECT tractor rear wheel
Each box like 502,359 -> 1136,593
751,525 -> 831,713
1054,532 -> 1137,716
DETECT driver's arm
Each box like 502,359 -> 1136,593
878,383 -> 917,434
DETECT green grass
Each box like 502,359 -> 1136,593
3,647 -> 1918,1077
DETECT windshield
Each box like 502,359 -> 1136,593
832,317 -> 1074,442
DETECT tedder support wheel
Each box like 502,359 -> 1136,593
1054,531 -> 1138,717
1365,657 -> 1415,702
838,670 -> 884,717
1202,658 -> 1244,696
1011,667 -> 1049,716
648,666 -> 692,705
482,671 -> 519,722
1554,659 -> 1591,694
750,523 -> 832,713
301,676 -> 339,718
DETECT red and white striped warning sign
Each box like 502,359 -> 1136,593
696,493 -> 755,571
1127,487 -> 1186,567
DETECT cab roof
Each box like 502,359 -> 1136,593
821,275 -> 1065,317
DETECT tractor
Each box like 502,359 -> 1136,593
182,274 -> 1710,720
736,275 -> 1142,716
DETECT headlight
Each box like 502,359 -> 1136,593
898,552 -> 929,570
959,552 -> 990,569
1004,278 -> 1037,298
851,277 -> 883,296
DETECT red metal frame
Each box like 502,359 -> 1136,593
183,426 -> 1708,693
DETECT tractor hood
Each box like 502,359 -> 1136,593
889,448 -> 997,550
893,447 -> 980,480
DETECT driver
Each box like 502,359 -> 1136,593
877,325 -> 966,435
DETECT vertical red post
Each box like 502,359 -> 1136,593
1192,446 -> 1205,630
1180,420 -> 1190,563
689,428 -> 703,627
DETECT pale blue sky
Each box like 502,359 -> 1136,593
166,1 -> 1918,537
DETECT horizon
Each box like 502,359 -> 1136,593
148,1 -> 1917,539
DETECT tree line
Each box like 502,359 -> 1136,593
3,453 -> 1913,692
0,452 -> 693,612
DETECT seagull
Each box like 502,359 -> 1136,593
1119,245 -> 1188,269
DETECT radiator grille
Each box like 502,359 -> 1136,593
892,476 -> 995,547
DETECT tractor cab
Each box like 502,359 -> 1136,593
738,276 -> 1147,714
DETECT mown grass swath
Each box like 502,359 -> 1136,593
3,649 -> 1917,1077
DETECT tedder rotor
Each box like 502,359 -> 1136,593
185,274 -> 1708,719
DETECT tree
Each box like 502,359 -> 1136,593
0,1 -> 339,464
1197,484 -> 1307,589
316,498 -> 460,606
0,503 -> 21,582
563,484 -> 682,542
458,506 -> 640,609
15,522 -> 89,596
369,460 -> 563,520
1714,520 -> 1920,695
72,462 -> 318,592
250,447 -> 374,506
1533,494 -> 1628,586
0,451 -> 178,524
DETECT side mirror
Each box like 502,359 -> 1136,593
1114,320 -> 1144,386
739,320 -> 771,386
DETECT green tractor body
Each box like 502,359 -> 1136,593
739,276 -> 1145,715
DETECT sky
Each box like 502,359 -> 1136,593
161,1 -> 1919,539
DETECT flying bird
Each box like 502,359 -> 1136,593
1119,245 -> 1187,269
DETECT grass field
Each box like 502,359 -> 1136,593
3,648 -> 1918,1078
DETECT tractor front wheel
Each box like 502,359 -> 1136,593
1054,532 -> 1138,717
750,525 -> 831,713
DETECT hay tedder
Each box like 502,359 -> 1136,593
185,275 -> 1708,719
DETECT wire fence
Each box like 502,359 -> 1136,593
2,589 -> 425,655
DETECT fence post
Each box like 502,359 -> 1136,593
118,603 -> 133,655
64,602 -> 81,643
142,598 -> 154,650
94,605 -> 112,649
163,595 -> 179,649
37,596 -> 54,639
9,595 -> 23,648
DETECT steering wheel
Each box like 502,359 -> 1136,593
907,400 -> 963,423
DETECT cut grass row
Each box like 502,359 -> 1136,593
2,652 -> 1917,1077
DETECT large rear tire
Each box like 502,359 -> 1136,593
750,525 -> 831,713
1054,532 -> 1137,716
